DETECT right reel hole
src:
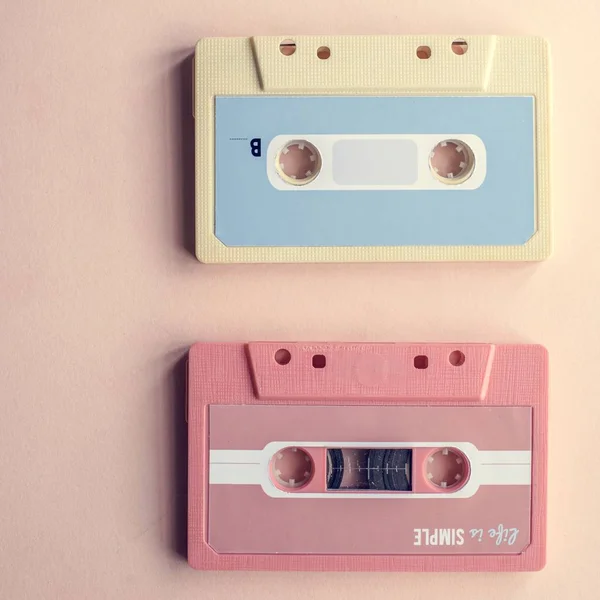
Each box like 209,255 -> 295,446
429,139 -> 475,184
426,448 -> 467,489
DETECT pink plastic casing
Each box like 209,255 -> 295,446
187,342 -> 548,572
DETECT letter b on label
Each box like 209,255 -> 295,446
250,138 -> 261,157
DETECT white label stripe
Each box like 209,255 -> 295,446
478,450 -> 531,464
210,449 -> 263,464
209,445 -> 532,495
477,464 -> 531,486
210,463 -> 263,485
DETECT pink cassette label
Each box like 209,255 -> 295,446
208,405 -> 531,555
187,343 -> 548,572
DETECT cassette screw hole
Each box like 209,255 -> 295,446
271,447 -> 314,489
312,354 -> 326,368
449,350 -> 466,367
279,39 -> 296,56
429,140 -> 475,184
413,355 -> 428,369
317,46 -> 331,60
426,448 -> 467,489
452,39 -> 468,55
276,140 -> 322,186
274,348 -> 291,365
416,46 -> 431,59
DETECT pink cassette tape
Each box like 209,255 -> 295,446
187,342 -> 548,572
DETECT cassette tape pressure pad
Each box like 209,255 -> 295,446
187,342 -> 548,571
194,36 -> 551,263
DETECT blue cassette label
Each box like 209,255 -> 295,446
214,96 -> 535,247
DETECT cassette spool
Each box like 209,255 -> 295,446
187,342 -> 548,571
194,35 -> 551,263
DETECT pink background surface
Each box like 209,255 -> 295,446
0,1 -> 597,598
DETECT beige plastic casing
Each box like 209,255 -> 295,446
194,36 -> 551,264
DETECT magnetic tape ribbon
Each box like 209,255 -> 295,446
326,449 -> 411,491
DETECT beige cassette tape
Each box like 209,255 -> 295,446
194,35 -> 551,263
